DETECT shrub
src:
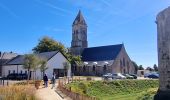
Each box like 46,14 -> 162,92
14,82 -> 27,86
137,88 -> 157,100
86,77 -> 92,81
78,82 -> 87,94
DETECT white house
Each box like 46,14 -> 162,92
2,51 -> 71,79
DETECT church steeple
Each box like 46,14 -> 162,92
73,10 -> 87,26
71,10 -> 88,56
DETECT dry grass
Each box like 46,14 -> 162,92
0,85 -> 37,100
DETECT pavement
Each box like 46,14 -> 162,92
36,82 -> 71,100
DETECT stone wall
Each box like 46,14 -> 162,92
111,45 -> 135,74
157,7 -> 170,91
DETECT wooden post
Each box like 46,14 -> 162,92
2,79 -> 4,86
7,79 -> 8,86
69,87 -> 71,92
65,78 -> 66,85
68,77 -> 69,84
58,79 -> 60,88
0,79 -> 1,85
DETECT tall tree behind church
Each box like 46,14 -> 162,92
33,36 -> 67,54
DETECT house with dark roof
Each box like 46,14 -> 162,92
71,11 -> 135,76
1,51 -> 70,79
0,52 -> 18,76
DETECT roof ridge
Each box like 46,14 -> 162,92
38,51 -> 58,54
84,44 -> 123,49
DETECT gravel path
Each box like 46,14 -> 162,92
36,84 -> 66,100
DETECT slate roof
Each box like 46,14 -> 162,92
7,51 -> 59,65
73,10 -> 87,25
81,44 -> 123,61
0,59 -> 9,65
0,52 -> 18,65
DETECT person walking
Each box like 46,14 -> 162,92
51,74 -> 56,89
43,74 -> 48,88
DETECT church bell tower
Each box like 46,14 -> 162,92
71,10 -> 88,56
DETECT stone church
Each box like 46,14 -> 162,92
71,10 -> 135,76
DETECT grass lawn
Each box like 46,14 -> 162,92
100,88 -> 157,100
66,79 -> 158,100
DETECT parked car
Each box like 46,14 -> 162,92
129,74 -> 137,79
7,73 -> 28,80
7,73 -> 17,80
147,73 -> 159,79
144,73 -> 151,78
123,74 -> 134,79
112,73 -> 126,79
103,73 -> 113,79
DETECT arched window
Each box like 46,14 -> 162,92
127,61 -> 130,73
127,61 -> 129,67
120,60 -> 122,67
83,65 -> 86,71
75,66 -> 77,71
103,65 -> 107,71
76,30 -> 78,34
93,65 -> 96,71
123,58 -> 125,67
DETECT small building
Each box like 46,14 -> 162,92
137,69 -> 152,77
0,52 -> 18,76
1,51 -> 70,79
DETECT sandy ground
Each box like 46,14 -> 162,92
36,84 -> 66,100
36,81 -> 72,100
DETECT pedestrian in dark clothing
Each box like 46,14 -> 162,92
51,74 -> 56,89
43,74 -> 48,88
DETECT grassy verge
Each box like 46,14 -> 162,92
0,85 -> 37,100
66,79 -> 158,100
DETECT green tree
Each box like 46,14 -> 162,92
33,36 -> 82,64
39,59 -> 48,79
23,54 -> 40,81
153,64 -> 158,72
132,61 -> 138,74
138,65 -> 144,70
33,36 -> 67,54
146,67 -> 154,72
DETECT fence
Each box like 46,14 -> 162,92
57,77 -> 97,100
0,77 -> 9,86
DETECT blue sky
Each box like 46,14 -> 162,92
0,0 -> 170,67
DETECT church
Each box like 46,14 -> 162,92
71,11 -> 135,76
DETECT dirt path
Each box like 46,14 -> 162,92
36,84 -> 67,100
